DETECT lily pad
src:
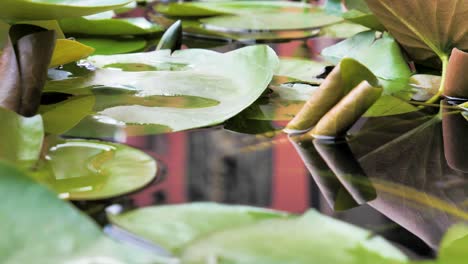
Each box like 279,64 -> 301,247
31,139 -> 157,200
76,37 -> 148,55
42,45 -> 278,137
50,39 -> 95,68
156,1 -> 314,17
321,30 -> 412,96
181,210 -> 408,264
0,0 -> 133,20
109,203 -> 290,254
59,12 -> 164,36
0,161 -> 168,264
0,107 -> 43,167
199,12 -> 342,32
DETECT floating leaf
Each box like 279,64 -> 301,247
49,39 -> 95,68
364,95 -> 418,118
181,210 -> 407,264
0,0 -> 133,20
310,81 -> 382,138
43,45 -> 278,137
59,13 -> 163,36
365,0 -> 468,65
182,19 -> 320,42
77,37 -> 147,55
156,20 -> 182,52
321,31 -> 412,96
0,107 -> 43,167
276,57 -> 329,83
31,139 -> 157,200
318,21 -> 369,39
109,203 -> 289,254
0,161 -> 167,264
199,12 -> 342,32
156,1 -> 314,17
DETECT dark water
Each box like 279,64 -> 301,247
70,4 -> 468,260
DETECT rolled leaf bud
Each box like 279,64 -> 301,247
444,48 -> 468,99
310,80 -> 382,138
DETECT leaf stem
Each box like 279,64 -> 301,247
425,55 -> 449,104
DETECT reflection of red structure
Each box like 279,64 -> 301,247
128,133 -> 188,206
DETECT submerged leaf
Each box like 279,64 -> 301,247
32,139 -> 157,200
181,210 -> 407,264
43,45 -> 278,137
0,161 -> 167,264
0,0 -> 133,20
109,203 -> 289,254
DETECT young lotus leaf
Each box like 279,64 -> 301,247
0,0 -> 133,20
43,45 -> 278,137
77,37 -> 147,55
200,12 -> 342,32
0,161 -> 168,264
31,139 -> 157,200
59,12 -> 164,36
156,1 -> 314,17
181,210 -> 408,264
108,203 -> 290,254
321,31 -> 412,96
365,0 -> 468,65
0,107 -> 43,168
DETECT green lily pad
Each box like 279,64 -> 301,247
109,203 -> 290,254
322,31 -> 412,96
318,22 -> 369,39
182,19 -> 320,42
276,57 -> 329,83
199,12 -> 342,32
0,107 -> 43,167
31,139 -> 157,200
76,37 -> 148,55
59,12 -> 164,36
42,45 -> 278,137
181,210 -> 408,264
0,161 -> 168,264
364,95 -> 418,118
156,1 -> 314,17
0,0 -> 132,20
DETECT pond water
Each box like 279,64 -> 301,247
52,2 -> 468,261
